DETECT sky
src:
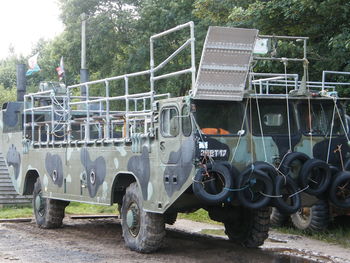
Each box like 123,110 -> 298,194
0,0 -> 64,59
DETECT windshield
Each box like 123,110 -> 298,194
251,100 -> 297,136
299,102 -> 345,136
194,100 -> 244,136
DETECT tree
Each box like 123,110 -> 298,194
53,0 -> 209,97
0,84 -> 16,107
0,53 -> 25,89
193,0 -> 350,87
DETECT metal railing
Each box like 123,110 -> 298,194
250,71 -> 350,96
23,22 -> 195,146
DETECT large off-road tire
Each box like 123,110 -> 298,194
270,207 -> 289,227
224,207 -> 271,248
164,212 -> 177,225
291,200 -> 330,231
121,182 -> 165,253
33,178 -> 68,229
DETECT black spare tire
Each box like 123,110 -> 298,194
274,175 -> 301,214
253,161 -> 278,182
299,159 -> 331,196
279,152 -> 310,180
192,163 -> 233,205
344,159 -> 350,171
237,166 -> 273,209
329,171 -> 350,209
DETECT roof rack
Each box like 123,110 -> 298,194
23,22 -> 196,146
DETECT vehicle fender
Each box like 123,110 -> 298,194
23,169 -> 40,195
110,172 -> 140,205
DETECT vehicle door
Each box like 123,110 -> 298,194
159,103 -> 181,165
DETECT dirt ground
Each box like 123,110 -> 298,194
0,217 -> 348,263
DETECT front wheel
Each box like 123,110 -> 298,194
270,207 -> 289,227
33,178 -> 68,228
121,182 -> 165,253
224,206 -> 271,248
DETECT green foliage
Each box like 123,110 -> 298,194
179,208 -> 218,224
0,85 -> 17,107
0,203 -> 118,219
276,223 -> 350,248
0,63 -> 16,89
65,202 -> 118,214
193,0 -> 350,95
0,53 -> 25,89
1,0 -> 350,96
32,0 -> 210,97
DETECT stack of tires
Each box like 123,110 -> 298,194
271,154 -> 350,232
192,154 -> 350,233
192,153 -> 332,212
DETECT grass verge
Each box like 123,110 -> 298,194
0,205 -> 33,219
274,218 -> 350,248
178,208 -> 220,225
65,202 -> 118,215
0,202 -> 119,219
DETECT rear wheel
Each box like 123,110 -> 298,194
270,207 -> 289,227
291,200 -> 330,231
164,212 -> 177,225
33,178 -> 68,229
224,206 -> 271,248
121,182 -> 165,253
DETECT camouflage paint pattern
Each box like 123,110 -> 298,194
0,96 -> 348,213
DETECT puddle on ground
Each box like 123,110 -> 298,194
273,254 -> 317,263
199,229 -> 329,263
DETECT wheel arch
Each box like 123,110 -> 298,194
23,169 -> 40,195
111,172 -> 140,205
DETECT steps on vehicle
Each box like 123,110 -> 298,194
194,26 -> 258,101
0,153 -> 31,205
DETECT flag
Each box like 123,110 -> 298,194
56,57 -> 65,81
26,53 -> 40,76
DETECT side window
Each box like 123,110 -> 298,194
161,107 -> 179,137
182,105 -> 192,136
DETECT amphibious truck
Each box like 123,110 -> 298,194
1,22 -> 350,252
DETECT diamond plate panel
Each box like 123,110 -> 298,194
194,26 -> 258,101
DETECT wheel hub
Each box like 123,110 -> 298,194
35,195 -> 42,210
126,203 -> 140,237
35,193 -> 45,217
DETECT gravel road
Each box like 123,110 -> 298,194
0,217 -> 348,263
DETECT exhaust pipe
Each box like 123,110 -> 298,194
16,64 -> 26,102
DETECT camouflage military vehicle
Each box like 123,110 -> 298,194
1,22 -> 350,253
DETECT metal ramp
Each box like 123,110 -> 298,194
193,26 -> 258,101
0,153 -> 31,205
